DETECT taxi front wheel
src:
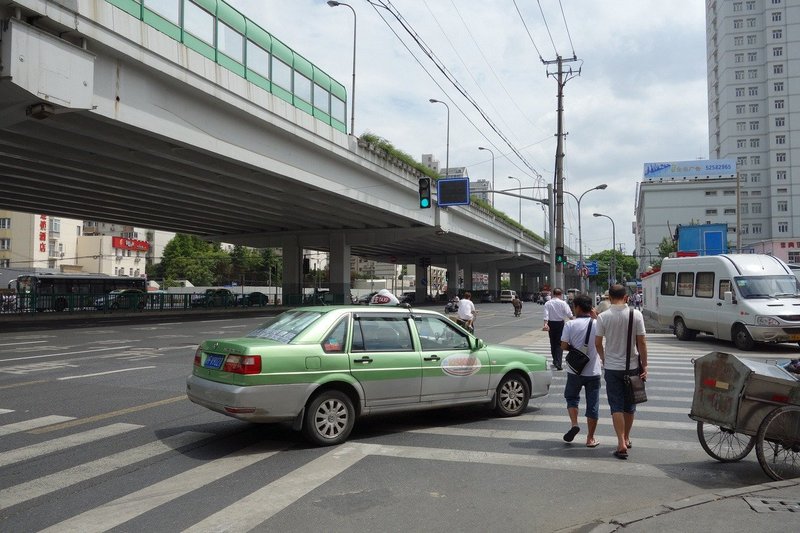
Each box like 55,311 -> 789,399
494,373 -> 530,417
303,390 -> 355,446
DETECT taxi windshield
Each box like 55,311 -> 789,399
246,310 -> 323,343
734,275 -> 800,299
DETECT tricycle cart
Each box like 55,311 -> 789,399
689,351 -> 800,480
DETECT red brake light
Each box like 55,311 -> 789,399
193,346 -> 202,366
222,354 -> 262,375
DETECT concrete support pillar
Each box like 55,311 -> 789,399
487,264 -> 499,298
446,255 -> 459,299
329,232 -> 351,304
281,237 -> 302,305
414,263 -> 427,303
462,263 -> 473,292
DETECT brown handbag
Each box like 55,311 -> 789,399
623,309 -> 647,404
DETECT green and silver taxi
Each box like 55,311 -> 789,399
187,306 -> 552,445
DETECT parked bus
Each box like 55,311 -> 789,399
15,274 -> 147,312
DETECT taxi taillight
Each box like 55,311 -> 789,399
193,346 -> 203,367
222,354 -> 262,375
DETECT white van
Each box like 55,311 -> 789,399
499,290 -> 517,303
656,254 -> 800,350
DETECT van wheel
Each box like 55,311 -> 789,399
733,325 -> 755,351
674,317 -> 696,341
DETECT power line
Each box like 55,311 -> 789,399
557,0 -> 577,59
535,0 -> 559,57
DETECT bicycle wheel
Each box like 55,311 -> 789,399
755,405 -> 800,481
696,421 -> 755,462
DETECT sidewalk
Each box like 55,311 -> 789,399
576,478 -> 800,532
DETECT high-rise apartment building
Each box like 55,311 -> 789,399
706,0 -> 799,250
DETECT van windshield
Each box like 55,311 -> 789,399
734,275 -> 800,299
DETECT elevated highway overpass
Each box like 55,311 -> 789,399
0,0 -> 565,302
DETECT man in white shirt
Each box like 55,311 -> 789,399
595,284 -> 648,460
543,288 -> 574,370
456,291 -> 477,332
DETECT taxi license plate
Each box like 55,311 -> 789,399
204,354 -> 224,369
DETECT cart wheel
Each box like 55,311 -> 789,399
697,421 -> 755,462
755,405 -> 800,480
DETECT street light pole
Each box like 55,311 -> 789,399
593,213 -> 616,286
429,99 -> 449,176
508,176 -> 522,225
327,1 -> 357,135
478,146 -> 495,207
560,184 -> 607,293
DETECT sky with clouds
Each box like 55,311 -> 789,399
228,0 -> 709,257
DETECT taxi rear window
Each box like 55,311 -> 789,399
246,310 -> 323,343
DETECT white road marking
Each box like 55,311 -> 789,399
0,340 -> 47,347
0,423 -> 141,468
0,362 -> 79,375
0,431 -> 212,511
0,346 -> 134,363
0,408 -> 13,415
507,414 -> 696,430
40,443 -> 285,533
534,402 -> 690,414
57,367 -> 157,380
0,415 -> 76,436
183,444 -> 367,533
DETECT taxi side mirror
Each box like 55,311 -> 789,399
471,338 -> 485,351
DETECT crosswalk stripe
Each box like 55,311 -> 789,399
532,395 -> 691,404
407,427 -> 701,451
534,402 -> 690,414
0,431 -> 212,511
507,414 -> 696,430
0,415 -> 75,436
183,444 -> 367,533
362,442 -> 669,478
0,408 -> 13,415
39,442 -> 285,533
0,423 -> 141,468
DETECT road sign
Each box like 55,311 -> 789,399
588,261 -> 599,276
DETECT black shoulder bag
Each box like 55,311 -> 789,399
565,318 -> 592,374
624,309 -> 647,404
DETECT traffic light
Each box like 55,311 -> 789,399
555,246 -> 565,264
418,177 -> 432,208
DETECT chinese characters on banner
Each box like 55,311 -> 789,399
39,215 -> 47,252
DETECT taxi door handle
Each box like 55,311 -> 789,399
353,356 -> 373,364
424,355 -> 440,361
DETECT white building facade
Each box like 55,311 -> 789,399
706,0 -> 800,250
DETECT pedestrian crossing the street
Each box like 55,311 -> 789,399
0,341 -> 762,532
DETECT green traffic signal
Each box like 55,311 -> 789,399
418,177 -> 432,209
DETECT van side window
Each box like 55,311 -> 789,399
660,272 -> 676,295
677,272 -> 694,297
719,279 -> 733,299
696,272 -> 715,298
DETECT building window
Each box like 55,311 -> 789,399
706,209 -> 718,216
747,18 -> 756,28
791,251 -> 800,263
751,172 -> 761,182
752,224 -> 762,234
737,156 -> 747,166
734,2 -> 743,11
0,238 -> 9,250
774,64 -> 784,75
737,139 -> 746,148
724,190 -> 736,196
751,154 -> 760,164
773,47 -> 783,57
748,86 -> 758,96
772,0 -> 781,4
750,138 -> 759,148
0,260 -> 8,268
735,53 -> 744,63
749,103 -> 759,113
724,208 -> 736,215
735,70 -> 745,80
777,170 -> 787,180
775,100 -> 785,109
705,190 -> 718,196
741,204 -> 749,214
778,201 -> 788,212
774,82 -> 784,92
773,29 -> 782,39
748,52 -> 757,61
736,87 -> 745,97
772,11 -> 782,22
752,191 -> 761,196
746,0 -> 755,8
741,224 -> 749,235
748,69 -> 758,79
737,122 -> 746,132
777,152 -> 786,162
749,121 -> 759,131
776,117 -> 785,127
776,135 -> 786,145
747,35 -> 757,45
734,18 -> 743,28
777,188 -> 788,194
0,218 -> 9,229
778,222 -> 788,233
741,174 -> 748,183
736,104 -> 745,114
734,36 -> 744,46
752,203 -> 761,213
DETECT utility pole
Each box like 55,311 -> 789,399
544,55 -> 580,288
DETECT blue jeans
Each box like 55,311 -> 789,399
604,369 -> 638,414
564,373 -> 601,419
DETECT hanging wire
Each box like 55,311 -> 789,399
536,0 -> 559,57
512,0 -> 544,62
557,0 -> 577,58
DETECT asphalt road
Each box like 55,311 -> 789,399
1,304 -> 797,532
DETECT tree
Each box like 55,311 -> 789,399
656,236 -> 676,267
153,234 -> 229,286
589,249 -> 638,287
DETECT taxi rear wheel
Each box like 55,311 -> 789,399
494,373 -> 530,417
303,390 -> 355,446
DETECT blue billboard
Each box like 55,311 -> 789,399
643,159 -> 736,181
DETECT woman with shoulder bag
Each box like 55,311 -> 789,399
559,293 -> 602,448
